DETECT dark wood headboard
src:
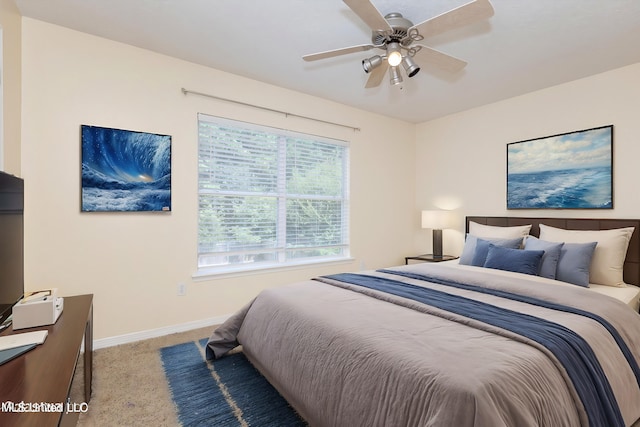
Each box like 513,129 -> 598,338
466,216 -> 640,286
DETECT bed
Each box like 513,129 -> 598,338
207,216 -> 640,427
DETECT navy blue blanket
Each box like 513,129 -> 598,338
319,272 -> 625,427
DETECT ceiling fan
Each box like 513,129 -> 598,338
303,0 -> 494,88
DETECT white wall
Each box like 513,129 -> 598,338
415,63 -> 640,256
20,18 -> 416,340
0,0 -> 21,173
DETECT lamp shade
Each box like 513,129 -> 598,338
386,43 -> 402,67
362,55 -> 383,73
389,66 -> 403,86
421,210 -> 453,230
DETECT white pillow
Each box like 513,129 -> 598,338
469,221 -> 532,239
539,224 -> 634,287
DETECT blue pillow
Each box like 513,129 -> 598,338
483,244 -> 545,276
555,242 -> 597,287
524,237 -> 564,279
459,235 -> 523,265
469,237 -> 523,266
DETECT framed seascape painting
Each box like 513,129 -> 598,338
507,125 -> 613,209
81,125 -> 172,212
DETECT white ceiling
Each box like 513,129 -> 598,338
13,0 -> 640,123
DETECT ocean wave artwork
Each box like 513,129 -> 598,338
81,125 -> 171,212
507,126 -> 612,209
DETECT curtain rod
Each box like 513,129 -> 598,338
181,88 -> 360,132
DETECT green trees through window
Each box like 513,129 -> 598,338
198,114 -> 350,271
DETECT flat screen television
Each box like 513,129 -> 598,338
0,171 -> 24,329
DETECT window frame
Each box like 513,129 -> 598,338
196,114 -> 351,277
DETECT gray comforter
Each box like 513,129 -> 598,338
207,263 -> 640,427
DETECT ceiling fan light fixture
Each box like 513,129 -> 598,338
302,0 -> 495,89
402,56 -> 420,78
362,55 -> 383,73
389,66 -> 403,86
386,42 -> 402,67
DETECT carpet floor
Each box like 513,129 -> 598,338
77,327 -> 213,426
77,327 -> 306,426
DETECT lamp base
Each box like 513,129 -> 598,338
432,229 -> 443,257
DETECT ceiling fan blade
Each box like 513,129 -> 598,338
413,45 -> 467,73
364,62 -> 389,88
343,0 -> 393,33
410,0 -> 494,39
303,44 -> 378,62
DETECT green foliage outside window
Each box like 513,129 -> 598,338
198,114 -> 349,270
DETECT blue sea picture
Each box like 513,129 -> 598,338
507,125 -> 612,209
81,125 -> 171,212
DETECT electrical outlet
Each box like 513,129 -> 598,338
177,282 -> 187,296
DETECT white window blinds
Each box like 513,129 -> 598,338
198,114 -> 350,272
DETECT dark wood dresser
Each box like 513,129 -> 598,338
0,294 -> 93,426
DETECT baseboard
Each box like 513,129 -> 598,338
93,314 -> 231,350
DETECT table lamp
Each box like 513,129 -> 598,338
421,210 -> 453,258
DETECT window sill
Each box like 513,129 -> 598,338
193,257 -> 355,281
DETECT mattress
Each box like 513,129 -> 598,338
588,283 -> 640,311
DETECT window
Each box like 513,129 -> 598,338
198,114 -> 350,274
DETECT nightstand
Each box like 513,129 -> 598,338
405,254 -> 459,264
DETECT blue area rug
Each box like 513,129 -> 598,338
160,338 -> 307,426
